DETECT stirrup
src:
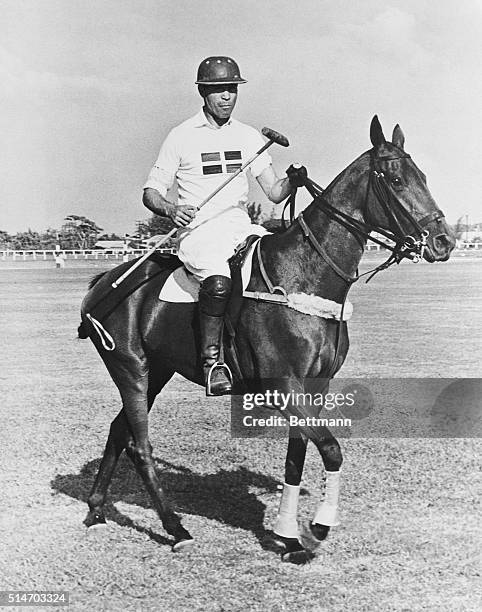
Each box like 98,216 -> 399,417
206,361 -> 233,396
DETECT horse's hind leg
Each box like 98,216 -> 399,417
119,377 -> 193,550
85,369 -> 171,526
84,368 -> 191,550
85,409 -> 133,526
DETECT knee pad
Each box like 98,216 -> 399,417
200,275 -> 232,298
199,275 -> 232,316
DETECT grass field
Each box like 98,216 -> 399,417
0,258 -> 481,611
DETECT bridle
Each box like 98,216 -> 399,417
367,150 -> 445,264
285,147 -> 446,284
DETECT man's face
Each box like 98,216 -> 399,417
201,84 -> 238,124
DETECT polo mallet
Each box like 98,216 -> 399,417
111,127 -> 289,288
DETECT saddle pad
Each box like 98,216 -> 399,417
158,239 -> 260,303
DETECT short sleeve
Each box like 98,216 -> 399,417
248,130 -> 272,178
143,129 -> 180,196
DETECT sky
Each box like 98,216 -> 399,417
1,0 -> 481,234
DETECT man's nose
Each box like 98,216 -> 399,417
221,90 -> 231,99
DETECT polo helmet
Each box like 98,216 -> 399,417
195,56 -> 247,85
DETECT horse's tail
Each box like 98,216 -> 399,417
78,321 -> 89,339
78,271 -> 109,339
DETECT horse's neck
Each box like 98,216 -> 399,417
264,152 -> 370,301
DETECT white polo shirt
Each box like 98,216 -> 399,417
144,109 -> 271,229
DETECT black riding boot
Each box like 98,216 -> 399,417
199,275 -> 233,396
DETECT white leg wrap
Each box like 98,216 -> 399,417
312,470 -> 341,527
273,483 -> 300,539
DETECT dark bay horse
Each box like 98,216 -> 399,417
79,116 -> 454,562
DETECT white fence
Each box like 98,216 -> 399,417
1,242 -> 480,262
365,241 -> 481,251
0,248 -> 176,261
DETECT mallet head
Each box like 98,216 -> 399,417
261,127 -> 290,147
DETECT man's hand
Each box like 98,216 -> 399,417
169,203 -> 197,227
286,164 -> 308,188
143,188 -> 197,227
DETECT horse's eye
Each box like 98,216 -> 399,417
391,177 -> 403,189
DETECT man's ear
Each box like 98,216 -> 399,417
370,115 -> 386,148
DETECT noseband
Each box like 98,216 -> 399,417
368,151 -> 445,263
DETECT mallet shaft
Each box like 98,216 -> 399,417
196,139 -> 274,209
111,227 -> 177,288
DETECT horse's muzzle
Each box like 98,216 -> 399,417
425,232 -> 456,262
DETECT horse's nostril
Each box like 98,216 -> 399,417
433,233 -> 453,251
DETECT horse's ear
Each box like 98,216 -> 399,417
392,124 -> 405,150
370,115 -> 386,148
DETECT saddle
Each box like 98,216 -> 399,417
154,234 -> 260,321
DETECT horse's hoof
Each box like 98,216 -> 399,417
310,523 -> 330,542
264,534 -> 313,564
172,538 -> 194,553
262,533 -> 299,554
299,522 -> 330,550
281,548 -> 315,565
262,534 -> 290,554
84,511 -> 106,528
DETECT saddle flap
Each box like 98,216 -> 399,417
158,235 -> 261,304
159,266 -> 200,302
225,234 -> 263,338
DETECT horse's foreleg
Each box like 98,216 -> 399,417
269,431 -> 312,563
273,432 -> 307,539
85,410 -> 132,526
279,390 -> 343,544
310,434 -> 343,541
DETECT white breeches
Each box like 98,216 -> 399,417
177,213 -> 268,282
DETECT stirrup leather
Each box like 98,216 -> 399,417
206,361 -> 233,396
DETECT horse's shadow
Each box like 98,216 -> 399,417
51,457 -> 310,550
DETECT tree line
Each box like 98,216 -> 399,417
0,216 -> 109,250
1,208 -> 472,251
0,204 -> 268,251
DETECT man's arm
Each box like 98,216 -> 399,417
143,188 -> 175,217
256,165 -> 292,203
143,128 -> 197,227
143,188 -> 196,227
256,164 -> 307,204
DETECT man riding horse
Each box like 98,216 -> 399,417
143,56 -> 306,396
80,100 -> 455,559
